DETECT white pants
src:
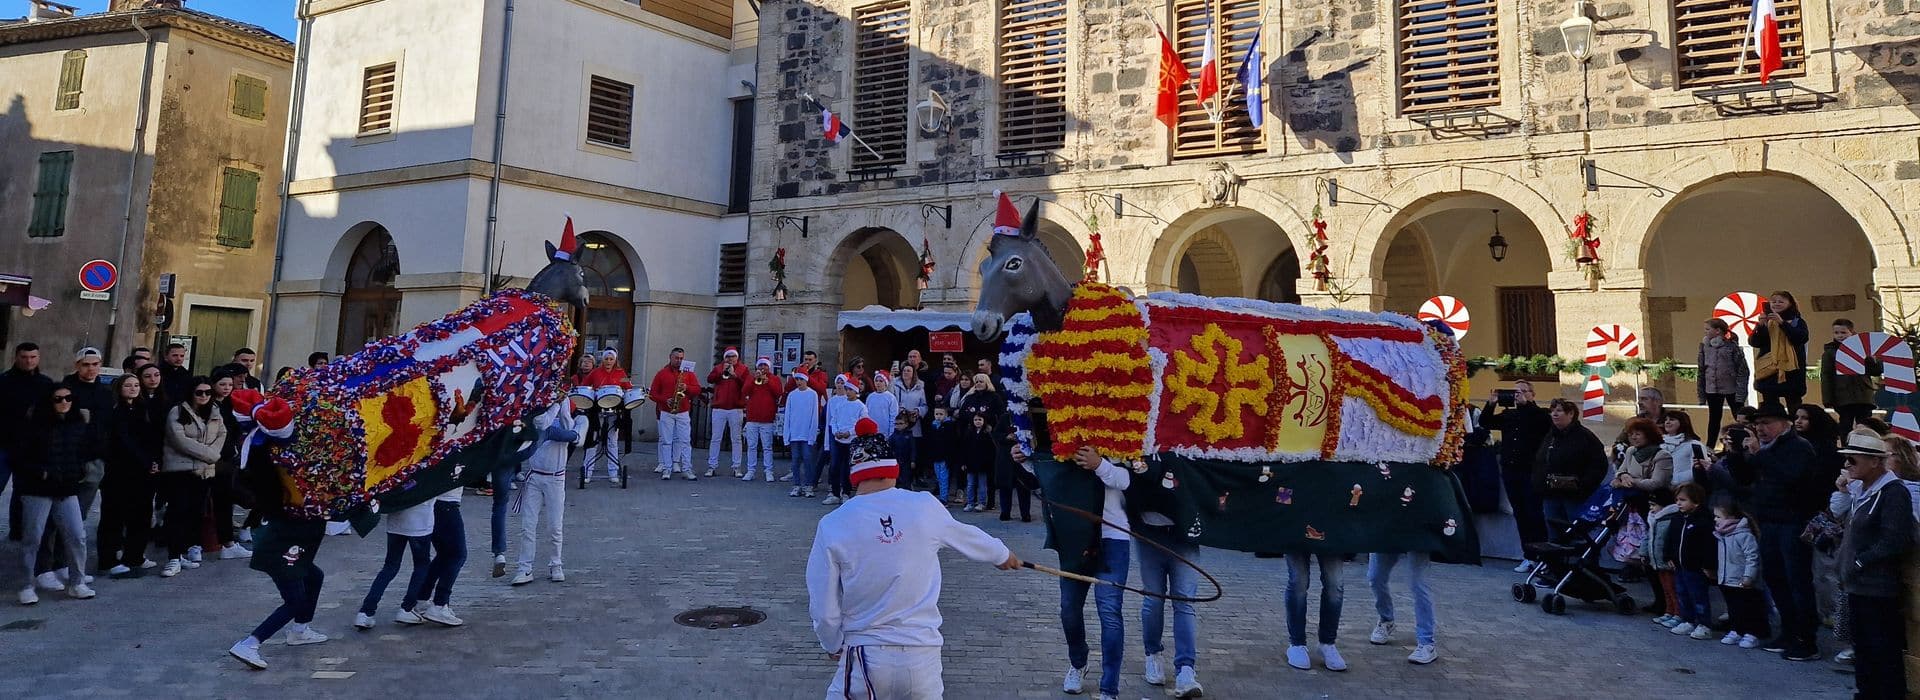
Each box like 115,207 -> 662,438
708,408 -> 744,468
657,412 -> 693,472
586,428 -> 622,479
744,422 -> 775,471
824,645 -> 944,700
515,472 -> 565,570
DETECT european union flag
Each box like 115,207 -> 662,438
1236,30 -> 1264,128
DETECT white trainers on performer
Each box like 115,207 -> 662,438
742,471 -> 756,481
1062,666 -> 1084,694
1370,620 -> 1396,645
1144,652 -> 1167,685
1408,644 -> 1439,665
17,587 -> 37,606
422,605 -> 465,627
1321,644 -> 1348,671
353,613 -> 375,630
394,608 -> 425,625
549,565 -> 565,582
511,568 -> 535,586
1512,559 -> 1534,573
285,626 -> 328,646
229,639 -> 267,669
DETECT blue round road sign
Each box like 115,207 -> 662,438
78,259 -> 117,293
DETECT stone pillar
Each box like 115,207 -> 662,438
393,272 -> 487,329
266,278 -> 342,370
1549,269 -> 1649,408
1872,265 -> 1920,329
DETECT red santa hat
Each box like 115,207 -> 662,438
848,417 -> 898,486
756,356 -> 773,368
229,389 -> 294,439
724,346 -> 740,358
992,191 -> 1021,237
553,215 -> 579,261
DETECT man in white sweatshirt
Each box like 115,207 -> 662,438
511,400 -> 585,586
807,417 -> 1022,699
783,369 -> 821,497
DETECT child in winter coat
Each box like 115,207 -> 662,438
1668,483 -> 1718,637
924,407 -> 956,505
888,415 -> 917,488
961,414 -> 996,512
1714,502 -> 1769,648
1646,500 -> 1684,628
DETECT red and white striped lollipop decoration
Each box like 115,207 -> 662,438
1712,292 -> 1763,339
1582,375 -> 1606,422
1836,332 -> 1916,393
1584,324 -> 1641,367
1417,295 -> 1471,342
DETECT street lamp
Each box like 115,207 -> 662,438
1486,209 -> 1508,263
1560,1 -> 1595,62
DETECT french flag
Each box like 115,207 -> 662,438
1196,23 -> 1220,114
1746,0 -> 1782,84
821,107 -> 851,144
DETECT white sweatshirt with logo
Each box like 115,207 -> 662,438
806,488 -> 1011,653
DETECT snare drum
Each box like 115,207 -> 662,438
594,385 -> 624,409
568,386 -> 595,410
622,387 -> 647,409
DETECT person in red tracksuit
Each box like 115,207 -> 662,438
740,357 -> 782,482
706,348 -> 748,477
650,348 -> 699,479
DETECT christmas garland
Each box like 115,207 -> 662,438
1307,204 -> 1332,290
1465,354 -> 1826,382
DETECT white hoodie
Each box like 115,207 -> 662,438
806,488 -> 1010,653
525,401 -> 587,475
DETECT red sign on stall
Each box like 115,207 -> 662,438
928,331 -> 965,353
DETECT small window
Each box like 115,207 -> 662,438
217,168 -> 261,248
231,74 -> 268,120
586,75 -> 636,150
1673,0 -> 1806,87
1397,0 -> 1501,114
998,0 -> 1069,154
29,151 -> 74,238
56,50 -> 85,110
852,0 -> 912,168
358,63 -> 398,135
717,242 -> 748,294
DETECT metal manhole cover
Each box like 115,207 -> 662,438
674,606 -> 766,630
2,619 -> 46,631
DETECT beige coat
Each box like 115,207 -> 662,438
162,403 -> 225,478
1617,445 -> 1673,495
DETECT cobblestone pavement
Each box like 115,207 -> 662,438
0,449 -> 1853,699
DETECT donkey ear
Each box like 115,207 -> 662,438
545,240 -> 559,262
1021,200 -> 1041,240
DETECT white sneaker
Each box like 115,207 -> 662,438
742,471 -> 756,481
285,627 -> 328,646
764,471 -> 775,483
422,605 -> 464,627
683,470 -> 697,481
106,564 -> 132,576
1370,620 -> 1395,645
778,473 -> 793,481
353,613 -> 375,630
1062,666 -> 1084,694
821,495 -> 842,506
1286,645 -> 1310,670
510,568 -> 535,586
660,471 -> 671,481
1738,634 -> 1760,649
1689,625 -> 1713,640
65,583 -> 95,600
704,468 -> 717,477
550,565 -> 565,582
34,572 -> 62,590
1408,644 -> 1438,665
1836,648 -> 1857,663
1321,644 -> 1347,671
229,640 -> 267,669
492,554 -> 507,578
138,559 -> 158,569
160,559 -> 183,577
1172,666 -> 1204,697
17,587 -> 37,606
803,487 -> 816,498
183,558 -> 201,569
1669,622 -> 1695,636
1144,651 -> 1166,685
221,544 -> 252,560
654,465 -> 668,474
788,486 -> 802,497
1512,559 -> 1534,573
1720,631 -> 1741,645
393,608 -> 425,625
732,467 -> 743,478
187,545 -> 203,563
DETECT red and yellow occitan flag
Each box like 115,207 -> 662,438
1155,25 -> 1191,130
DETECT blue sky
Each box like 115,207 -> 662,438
65,1 -> 299,39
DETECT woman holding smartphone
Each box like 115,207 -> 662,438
1658,411 -> 1707,488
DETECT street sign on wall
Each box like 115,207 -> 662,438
78,259 -> 117,293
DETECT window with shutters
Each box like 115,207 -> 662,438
1673,0 -> 1806,87
998,0 -> 1068,154
55,50 -> 85,110
231,74 -> 268,120
1170,0 -> 1265,161
712,307 -> 744,364
358,63 -> 398,135
28,151 -> 74,238
717,243 -> 748,294
217,168 -> 261,248
585,75 -> 636,150
852,0 -> 911,168
1397,0 -> 1501,114
1498,286 -> 1558,369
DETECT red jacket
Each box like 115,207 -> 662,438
742,377 -> 781,423
708,361 -> 748,410
649,365 -> 699,415
583,366 -> 628,388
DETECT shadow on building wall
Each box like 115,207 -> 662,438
1275,28 -> 1369,159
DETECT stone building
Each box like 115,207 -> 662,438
748,0 -> 1920,404
0,0 -> 292,374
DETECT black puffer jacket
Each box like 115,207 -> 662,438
1482,401 -> 1550,475
1533,423 -> 1609,498
1725,431 -> 1818,524
17,408 -> 101,498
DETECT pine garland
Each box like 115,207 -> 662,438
1465,354 -> 1824,382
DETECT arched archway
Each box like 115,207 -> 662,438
1376,194 -> 1553,359
337,225 -> 400,353
577,231 -> 636,357
829,227 -> 920,310
1258,249 -> 1302,304
1147,207 -> 1296,298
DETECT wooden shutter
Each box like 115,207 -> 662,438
852,0 -> 912,168
1398,0 -> 1501,114
1497,286 -> 1558,359
1170,0 -> 1265,161
217,168 -> 261,248
1673,0 -> 1806,87
712,307 -> 745,363
29,151 -> 74,238
358,63 -> 398,135
56,50 -> 85,110
231,74 -> 268,120
586,75 -> 636,149
717,242 -> 748,294
998,0 -> 1068,154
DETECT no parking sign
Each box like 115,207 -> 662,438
78,259 -> 116,301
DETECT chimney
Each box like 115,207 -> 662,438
28,0 -> 78,21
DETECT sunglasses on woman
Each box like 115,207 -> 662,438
193,389 -> 213,396
51,395 -> 73,403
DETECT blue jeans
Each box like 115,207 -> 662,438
1061,538 -> 1128,696
360,533 -> 432,615
965,473 -> 987,507
416,501 -> 466,607
1137,535 -> 1198,670
789,442 -> 816,486
490,463 -> 515,556
1541,496 -> 1584,532
251,565 -> 323,642
0,447 -> 14,538
1674,569 -> 1713,625
1368,552 -> 1434,645
1286,552 -> 1345,646
932,461 -> 949,501
1758,519 -> 1818,647
827,441 -> 852,497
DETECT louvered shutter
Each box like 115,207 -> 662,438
998,0 -> 1068,154
1398,0 -> 1501,114
1170,0 -> 1265,161
852,1 -> 912,168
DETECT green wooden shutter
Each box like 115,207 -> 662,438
216,168 -> 260,248
231,75 -> 268,120
29,151 -> 74,238
56,50 -> 85,110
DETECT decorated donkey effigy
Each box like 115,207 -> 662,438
254,220 -> 591,522
974,196 -> 1479,570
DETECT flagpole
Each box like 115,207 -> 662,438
1735,5 -> 1756,75
804,91 -> 885,162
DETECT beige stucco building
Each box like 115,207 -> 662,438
0,1 -> 292,374
747,0 -> 1918,408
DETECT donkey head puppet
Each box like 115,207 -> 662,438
527,216 -> 591,312
972,198 -> 1074,341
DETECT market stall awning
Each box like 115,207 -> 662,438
0,273 -> 31,307
836,306 -> 973,333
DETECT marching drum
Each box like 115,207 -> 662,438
594,385 -> 624,409
568,386 -> 595,410
622,387 -> 647,409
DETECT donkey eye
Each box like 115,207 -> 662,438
1003,257 -> 1023,272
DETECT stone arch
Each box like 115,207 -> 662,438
952,197 -> 1099,289
1356,166 -> 1568,280
825,226 -> 920,310
1144,206 -> 1296,296
336,224 -> 400,354
326,221 -> 395,279
1616,144 -> 1914,269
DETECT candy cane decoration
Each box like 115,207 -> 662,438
1583,325 -> 1642,422
1835,332 -> 1917,393
1712,292 -> 1764,340
1417,295 -> 1471,342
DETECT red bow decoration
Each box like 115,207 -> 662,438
1083,232 -> 1107,283
1307,205 -> 1332,290
917,239 -> 935,290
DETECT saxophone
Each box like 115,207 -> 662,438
666,374 -> 687,413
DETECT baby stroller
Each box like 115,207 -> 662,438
1510,486 -> 1637,616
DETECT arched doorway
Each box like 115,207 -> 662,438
1376,196 -> 1552,359
1258,249 -> 1302,304
834,227 -> 920,311
577,231 -> 635,358
1149,207 -> 1296,300
337,226 -> 400,354
1645,174 -> 1877,401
